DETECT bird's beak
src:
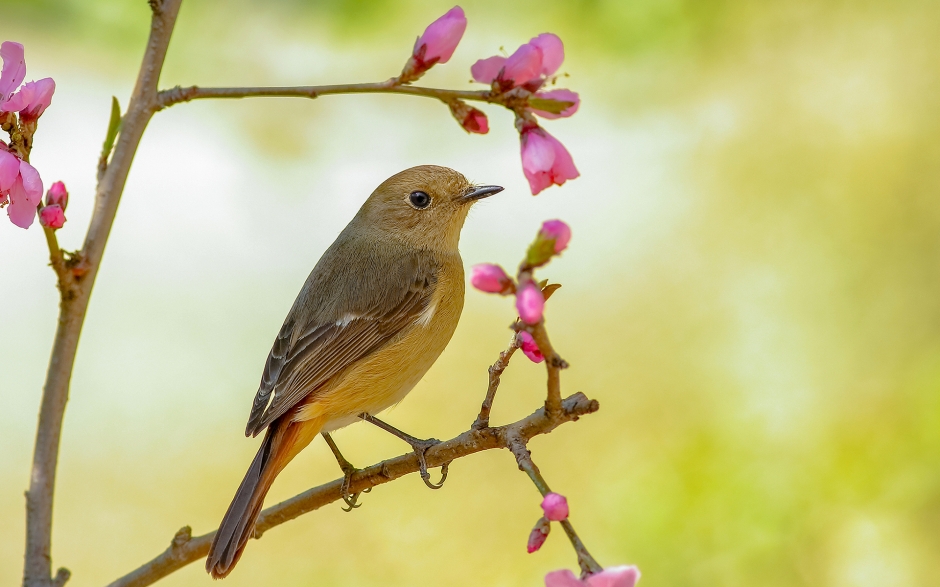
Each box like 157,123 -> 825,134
463,185 -> 504,202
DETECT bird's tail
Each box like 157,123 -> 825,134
206,416 -> 322,579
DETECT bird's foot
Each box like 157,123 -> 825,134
322,432 -> 371,511
358,413 -> 451,490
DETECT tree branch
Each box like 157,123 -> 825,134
105,393 -> 599,587
23,2 -> 183,586
155,82 -> 503,110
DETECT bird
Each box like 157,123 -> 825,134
205,165 -> 504,578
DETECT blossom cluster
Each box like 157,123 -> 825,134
403,7 -> 580,195
1,40 -> 62,230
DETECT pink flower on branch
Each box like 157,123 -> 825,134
546,566 -> 641,587
541,492 -> 569,521
471,263 -> 513,294
472,33 -> 565,90
516,281 -> 545,324
448,100 -> 489,134
401,6 -> 467,82
520,125 -> 579,195
518,331 -> 544,363
1,78 -> 55,122
39,204 -> 65,229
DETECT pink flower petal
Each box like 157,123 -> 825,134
7,172 -> 41,229
414,6 -> 467,65
471,55 -> 506,84
531,89 -> 580,119
521,128 -> 557,175
549,133 -> 580,185
545,569 -> 584,587
1,77 -> 55,120
39,204 -> 65,229
18,160 -> 43,204
540,492 -> 569,521
585,566 -> 641,587
0,41 -> 26,102
471,263 -> 511,293
530,33 -> 565,76
502,43 -> 542,86
516,282 -> 544,324
463,107 -> 488,134
0,149 -> 19,192
540,219 -> 571,253
518,331 -> 544,363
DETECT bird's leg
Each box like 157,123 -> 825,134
321,432 -> 370,511
358,413 -> 450,489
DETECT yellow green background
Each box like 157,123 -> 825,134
2,1 -> 939,585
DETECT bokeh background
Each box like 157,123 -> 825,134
2,0 -> 939,585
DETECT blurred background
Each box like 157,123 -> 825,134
2,0 -> 939,585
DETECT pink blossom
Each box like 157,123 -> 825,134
471,33 -> 565,89
516,281 -> 544,324
402,6 -> 467,80
470,263 -> 511,293
520,126 -> 579,195
540,492 -> 569,521
539,219 -> 571,253
46,180 -> 68,210
1,157 -> 44,229
414,6 -> 466,65
0,148 -> 18,192
0,41 -> 26,102
39,204 -> 65,229
518,331 -> 544,363
527,516 -> 551,553
1,78 -> 55,121
545,566 -> 641,587
531,89 -> 580,119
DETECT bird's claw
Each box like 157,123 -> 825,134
337,460 -> 371,512
410,438 -> 449,490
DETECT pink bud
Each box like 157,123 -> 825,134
470,55 -> 506,84
39,204 -> 65,229
471,263 -> 512,293
527,516 -> 551,553
46,180 -> 68,210
413,6 -> 467,65
0,41 -> 26,103
516,282 -> 544,325
539,220 -> 571,253
540,492 -> 569,521
1,77 -> 55,121
520,126 -> 579,195
518,331 -> 544,363
531,89 -> 580,119
449,100 -> 489,134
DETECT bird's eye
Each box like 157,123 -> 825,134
408,190 -> 431,209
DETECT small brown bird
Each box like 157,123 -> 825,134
206,165 -> 503,578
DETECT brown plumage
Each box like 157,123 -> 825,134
206,166 -> 503,578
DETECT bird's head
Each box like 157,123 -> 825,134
355,165 -> 503,251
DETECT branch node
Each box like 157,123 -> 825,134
52,567 -> 71,587
170,526 -> 192,550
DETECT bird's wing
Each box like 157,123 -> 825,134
244,244 -> 438,436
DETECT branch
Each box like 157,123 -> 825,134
23,2 -> 183,586
155,82 -> 505,110
105,393 -> 599,587
471,333 -> 520,430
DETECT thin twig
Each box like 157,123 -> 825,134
23,2 -> 183,586
506,430 -> 603,577
105,393 -> 599,587
155,82 -> 510,110
472,333 -> 520,430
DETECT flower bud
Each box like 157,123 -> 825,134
401,6 -> 467,82
540,492 -> 568,521
518,331 -> 544,363
471,263 -> 513,294
539,219 -> 571,253
527,516 -> 551,553
39,204 -> 65,229
46,180 -> 67,210
516,281 -> 544,325
449,100 -> 489,134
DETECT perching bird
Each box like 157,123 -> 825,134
206,165 -> 503,578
